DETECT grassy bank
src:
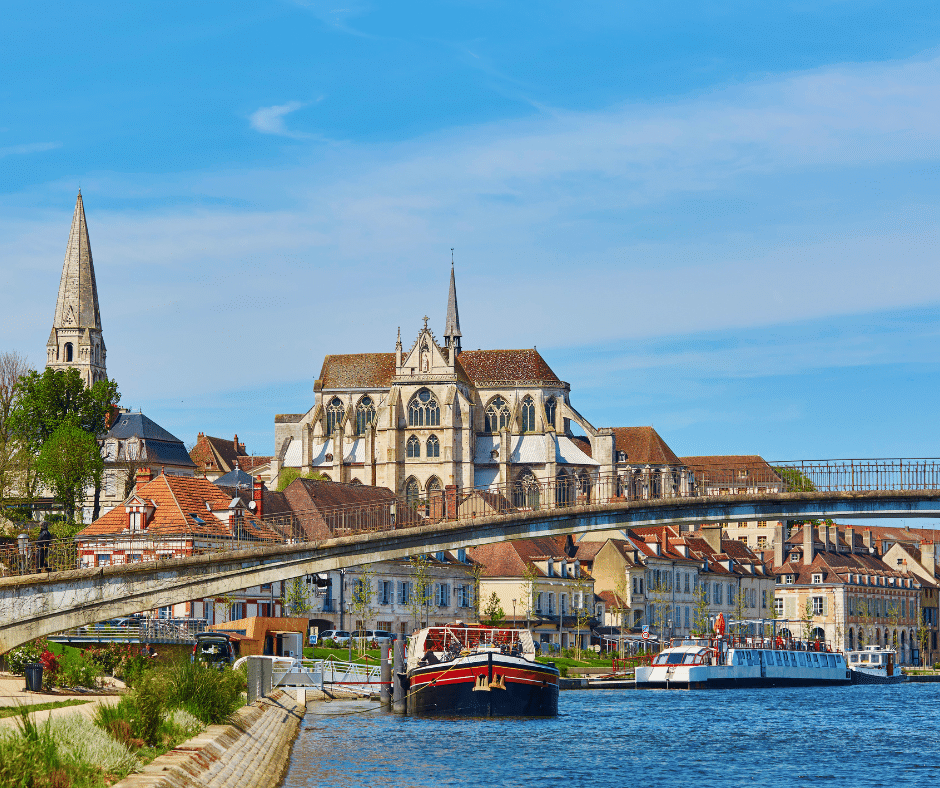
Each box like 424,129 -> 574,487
0,654 -> 247,788
0,699 -> 91,720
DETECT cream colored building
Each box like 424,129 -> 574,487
272,266 -> 613,502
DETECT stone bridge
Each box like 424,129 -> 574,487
2,488 -> 940,653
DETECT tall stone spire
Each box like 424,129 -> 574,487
443,260 -> 462,356
46,191 -> 107,386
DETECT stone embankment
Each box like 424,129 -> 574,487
113,690 -> 305,788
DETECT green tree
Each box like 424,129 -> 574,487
284,576 -> 312,617
520,561 -> 539,629
691,582 -> 710,637
276,468 -> 329,492
35,422 -> 103,523
571,573 -> 593,660
482,591 -> 505,627
468,560 -> 486,624
773,467 -> 816,493
733,587 -> 749,640
648,580 -> 672,644
801,598 -> 815,642
11,367 -> 119,521
407,555 -> 434,630
348,565 -> 377,654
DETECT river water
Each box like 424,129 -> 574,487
282,685 -> 940,788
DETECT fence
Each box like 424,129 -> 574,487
3,458 -> 940,580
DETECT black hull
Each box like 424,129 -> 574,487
407,653 -> 559,717
850,669 -> 907,685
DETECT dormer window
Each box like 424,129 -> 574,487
547,560 -> 554,577
738,469 -> 748,478
616,451 -> 627,463
812,574 -> 823,584
784,575 -> 794,584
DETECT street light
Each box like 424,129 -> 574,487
512,598 -> 516,626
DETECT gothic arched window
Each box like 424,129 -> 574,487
406,435 -> 421,458
544,397 -> 556,427
326,397 -> 344,435
513,469 -> 540,510
404,477 -> 420,508
426,435 -> 440,458
426,476 -> 442,495
409,389 -> 440,426
484,396 -> 511,433
64,343 -> 73,362
356,396 -> 376,435
521,396 -> 536,432
556,469 -> 574,506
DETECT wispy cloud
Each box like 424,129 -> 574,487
248,101 -> 311,139
0,141 -> 61,158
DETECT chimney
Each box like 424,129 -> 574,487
845,526 -> 855,554
862,529 -> 873,552
135,467 -> 152,486
198,432 -> 204,439
774,523 -> 785,568
921,541 -> 936,575
829,524 -> 840,554
821,526 -> 829,552
702,524 -> 722,554
233,434 -> 240,452
253,478 -> 264,518
802,523 -> 814,565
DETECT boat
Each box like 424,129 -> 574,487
846,646 -> 907,684
405,623 -> 559,717
635,637 -> 850,689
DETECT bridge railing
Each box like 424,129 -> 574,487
3,458 -> 939,579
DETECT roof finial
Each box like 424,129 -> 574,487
422,315 -> 429,330
451,247 -> 454,265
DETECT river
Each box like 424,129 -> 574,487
282,684 -> 940,787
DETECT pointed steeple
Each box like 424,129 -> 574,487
443,259 -> 462,355
46,192 -> 107,386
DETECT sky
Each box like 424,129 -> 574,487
2,1 -> 939,520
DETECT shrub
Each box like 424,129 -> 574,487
57,648 -> 99,689
39,649 -> 60,689
6,639 -> 45,676
164,661 -> 246,726
85,644 -> 124,675
51,711 -> 139,778
0,708 -> 100,788
134,675 -> 166,747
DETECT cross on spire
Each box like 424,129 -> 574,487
422,315 -> 429,329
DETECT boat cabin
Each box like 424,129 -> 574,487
407,624 -> 536,671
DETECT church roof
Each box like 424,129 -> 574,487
318,353 -> 397,389
52,192 -> 102,332
612,427 -> 682,465
107,413 -> 183,444
456,349 -> 562,385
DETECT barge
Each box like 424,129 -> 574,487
405,624 -> 559,717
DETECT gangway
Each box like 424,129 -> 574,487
232,655 -> 384,696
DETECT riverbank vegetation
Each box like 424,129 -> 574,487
0,652 -> 247,788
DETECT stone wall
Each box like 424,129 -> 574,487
113,690 -> 304,788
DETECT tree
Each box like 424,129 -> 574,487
35,422 -> 103,523
609,575 -> 631,656
773,467 -> 816,493
482,592 -> 505,627
284,577 -> 312,618
348,565 -> 377,653
0,352 -> 33,514
468,561 -> 486,624
733,587 -> 749,640
521,561 -> 539,628
648,580 -> 672,645
571,573 -> 593,660
276,468 -> 329,492
407,555 -> 434,630
691,582 -> 710,637
801,598 -> 815,642
886,600 -> 901,651
11,367 -> 119,522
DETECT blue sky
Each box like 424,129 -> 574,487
2,1 -> 939,514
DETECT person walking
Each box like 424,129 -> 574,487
37,522 -> 53,572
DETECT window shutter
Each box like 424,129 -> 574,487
784,597 -> 795,620
822,597 -> 829,616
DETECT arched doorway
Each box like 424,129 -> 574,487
848,628 -> 855,650
811,627 -> 826,645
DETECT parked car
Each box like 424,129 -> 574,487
371,630 -> 397,642
317,630 -> 351,646
192,632 -> 236,668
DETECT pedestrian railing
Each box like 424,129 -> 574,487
3,457 -> 940,579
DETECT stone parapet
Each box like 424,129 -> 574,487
112,690 -> 304,788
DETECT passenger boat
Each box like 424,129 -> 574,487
635,637 -> 850,689
846,646 -> 907,684
405,624 -> 559,717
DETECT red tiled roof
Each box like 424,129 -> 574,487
78,475 -> 278,540
469,538 -> 569,578
456,349 -> 562,385
612,427 -> 681,465
679,455 -> 782,486
318,354 -> 396,389
189,434 -> 247,474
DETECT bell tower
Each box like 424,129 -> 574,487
46,191 -> 107,386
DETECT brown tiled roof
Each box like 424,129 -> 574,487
78,475 -> 279,540
282,479 -> 404,540
318,354 -> 396,389
189,434 -> 247,475
456,349 -> 562,385
612,427 -> 681,465
469,537 -> 568,578
679,455 -> 781,486
569,437 -> 593,458
238,456 -> 272,472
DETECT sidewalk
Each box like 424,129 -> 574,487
0,673 -> 124,728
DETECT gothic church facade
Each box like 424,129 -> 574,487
272,266 -> 616,503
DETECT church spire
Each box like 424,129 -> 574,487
443,255 -> 462,356
46,192 -> 107,386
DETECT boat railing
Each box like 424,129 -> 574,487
668,635 -> 841,654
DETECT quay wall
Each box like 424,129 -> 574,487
113,690 -> 304,788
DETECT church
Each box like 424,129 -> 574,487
272,266 -> 619,505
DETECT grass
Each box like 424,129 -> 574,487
0,699 -> 91,719
304,646 -> 383,662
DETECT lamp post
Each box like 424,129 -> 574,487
17,532 -> 28,573
512,599 -> 517,627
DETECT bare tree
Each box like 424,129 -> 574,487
0,352 -> 34,515
408,555 -> 434,630
521,561 -> 539,629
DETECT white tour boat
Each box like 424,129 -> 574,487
846,646 -> 907,685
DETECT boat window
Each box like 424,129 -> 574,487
860,654 -> 869,662
782,652 -> 790,665
653,653 -> 670,665
871,654 -> 880,664
798,653 -> 806,666
775,652 -> 783,666
667,653 -> 685,665
812,653 -> 820,666
827,655 -> 835,667
850,654 -> 859,663
683,653 -> 699,664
